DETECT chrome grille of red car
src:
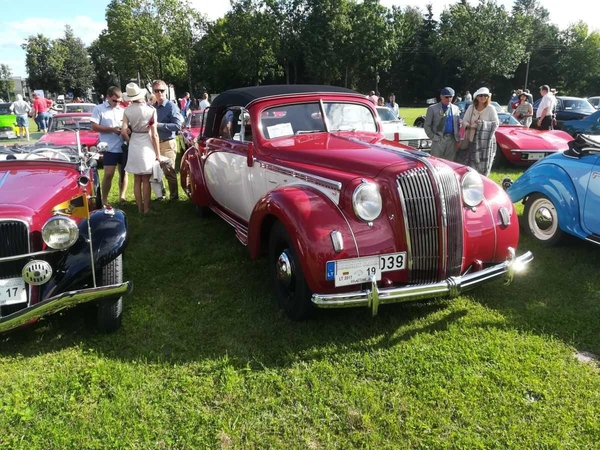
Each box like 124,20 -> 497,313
0,220 -> 30,316
397,165 -> 463,283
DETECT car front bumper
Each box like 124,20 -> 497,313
0,281 -> 132,333
312,249 -> 533,316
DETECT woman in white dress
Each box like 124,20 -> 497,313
121,83 -> 160,214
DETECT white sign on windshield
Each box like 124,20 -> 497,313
267,123 -> 294,138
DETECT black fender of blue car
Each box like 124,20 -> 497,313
40,209 -> 128,299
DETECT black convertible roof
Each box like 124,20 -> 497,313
203,84 -> 360,137
211,85 -> 359,109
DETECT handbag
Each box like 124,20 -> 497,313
459,137 -> 470,150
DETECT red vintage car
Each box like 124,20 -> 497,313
180,85 -> 533,320
0,141 -> 131,333
493,113 -> 573,166
37,113 -> 100,152
182,109 -> 205,148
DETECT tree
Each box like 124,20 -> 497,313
0,64 -> 14,100
53,25 -> 94,97
436,1 -> 528,88
557,23 -> 600,96
22,34 -> 60,93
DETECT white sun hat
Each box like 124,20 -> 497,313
123,82 -> 147,101
473,87 -> 492,98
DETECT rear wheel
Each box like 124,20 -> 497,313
96,254 -> 124,333
268,222 -> 313,320
493,144 -> 509,168
522,194 -> 564,245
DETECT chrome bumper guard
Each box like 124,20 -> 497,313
312,249 -> 533,316
0,282 -> 132,333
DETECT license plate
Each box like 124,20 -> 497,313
0,278 -> 27,306
326,252 -> 407,287
526,153 -> 545,160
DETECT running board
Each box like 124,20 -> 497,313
586,234 -> 600,246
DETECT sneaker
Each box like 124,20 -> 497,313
153,197 -> 165,202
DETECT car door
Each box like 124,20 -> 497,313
203,107 -> 256,221
583,155 -> 600,234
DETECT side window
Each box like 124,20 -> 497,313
241,110 -> 252,143
218,108 -> 241,140
556,100 -> 563,111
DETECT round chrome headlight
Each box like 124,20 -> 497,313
42,216 -> 79,250
352,182 -> 382,222
419,139 -> 432,149
461,171 -> 485,207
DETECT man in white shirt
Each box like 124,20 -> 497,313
9,94 -> 32,140
199,92 -> 210,110
536,85 -> 556,130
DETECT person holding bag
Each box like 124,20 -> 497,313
121,83 -> 161,214
457,87 -> 499,176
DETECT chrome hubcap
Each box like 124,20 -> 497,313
534,206 -> 554,231
276,251 -> 293,288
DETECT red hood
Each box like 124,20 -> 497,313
0,162 -> 83,228
496,126 -> 572,150
38,130 -> 99,147
260,132 -> 424,179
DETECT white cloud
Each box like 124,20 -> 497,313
188,0 -> 232,21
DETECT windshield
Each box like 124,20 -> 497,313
189,112 -> 204,128
0,144 -> 80,163
377,107 -> 399,121
562,99 -> 595,113
50,116 -> 93,132
0,103 -> 12,115
65,104 -> 95,113
498,113 -> 521,126
261,102 -> 376,139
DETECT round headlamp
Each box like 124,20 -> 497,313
461,170 -> 485,207
42,216 -> 79,250
419,139 -> 432,149
352,182 -> 382,222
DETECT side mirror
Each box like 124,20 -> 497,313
97,142 -> 108,153
247,142 -> 254,167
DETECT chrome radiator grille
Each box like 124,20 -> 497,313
0,220 -> 29,278
397,165 -> 463,283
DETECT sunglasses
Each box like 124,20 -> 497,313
477,94 -> 489,98
153,89 -> 165,93
110,96 -> 122,102
443,95 -> 453,99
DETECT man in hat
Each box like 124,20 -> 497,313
424,87 -> 461,161
536,85 -> 556,130
91,86 -> 127,205
153,79 -> 184,201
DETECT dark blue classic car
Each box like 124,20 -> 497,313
562,110 -> 600,137
505,134 -> 600,246
532,96 -> 596,130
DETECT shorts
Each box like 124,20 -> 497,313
103,151 -> 126,167
16,114 -> 28,127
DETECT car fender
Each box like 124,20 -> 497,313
507,163 -> 584,237
181,147 -> 211,206
248,185 -> 359,293
41,209 -> 129,298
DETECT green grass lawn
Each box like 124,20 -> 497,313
1,111 -> 599,448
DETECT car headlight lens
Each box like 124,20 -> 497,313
42,216 -> 79,250
419,139 -> 432,149
461,171 -> 485,207
352,182 -> 382,221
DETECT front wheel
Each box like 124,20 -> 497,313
96,254 -> 124,333
413,116 -> 425,128
268,222 -> 313,320
522,194 -> 564,245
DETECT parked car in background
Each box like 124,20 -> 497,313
532,96 -> 595,129
376,106 -> 431,151
562,110 -> 600,137
182,109 -> 205,148
181,85 -> 532,320
505,134 -> 600,246
587,96 -> 600,109
37,113 -> 100,153
413,101 -> 503,127
0,141 -> 131,333
0,103 -> 18,139
64,103 -> 96,113
492,112 -> 572,166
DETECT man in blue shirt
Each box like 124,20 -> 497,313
423,87 -> 461,161
90,86 -> 127,205
153,80 -> 184,200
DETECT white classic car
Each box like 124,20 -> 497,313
376,107 -> 431,151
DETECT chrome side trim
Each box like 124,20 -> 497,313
509,149 -> 565,153
0,281 -> 132,333
0,249 -> 60,263
258,162 -> 342,191
312,250 -> 534,316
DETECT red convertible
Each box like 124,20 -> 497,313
0,141 -> 131,333
493,113 -> 572,166
38,113 -> 100,152
182,109 -> 204,148
181,85 -> 533,320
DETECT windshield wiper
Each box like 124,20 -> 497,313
295,130 -> 323,135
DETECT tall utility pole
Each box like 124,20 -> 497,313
524,55 -> 531,90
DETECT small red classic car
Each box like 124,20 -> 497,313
0,141 -> 131,333
37,113 -> 100,151
181,85 -> 533,320
182,109 -> 205,148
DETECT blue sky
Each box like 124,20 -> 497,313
1,0 -> 598,79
